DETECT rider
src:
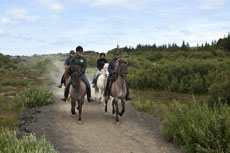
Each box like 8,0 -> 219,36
104,49 -> 132,101
58,50 -> 75,88
92,53 -> 108,87
61,46 -> 92,102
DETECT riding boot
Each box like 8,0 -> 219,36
61,78 -> 71,102
104,79 -> 112,101
92,78 -> 96,88
86,86 -> 92,102
125,80 -> 132,101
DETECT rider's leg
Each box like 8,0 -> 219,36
61,77 -> 71,102
58,73 -> 65,88
125,80 -> 132,101
80,74 -> 92,102
104,76 -> 112,100
92,70 -> 100,87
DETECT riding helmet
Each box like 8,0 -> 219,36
69,50 -> 75,54
76,46 -> 83,52
115,50 -> 121,55
100,53 -> 105,57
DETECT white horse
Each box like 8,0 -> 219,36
95,63 -> 109,103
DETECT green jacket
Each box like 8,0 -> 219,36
70,54 -> 87,74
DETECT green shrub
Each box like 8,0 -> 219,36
0,53 -> 17,69
16,87 -> 53,108
0,128 -> 58,153
160,99 -> 230,153
207,70 -> 230,105
1,79 -> 29,86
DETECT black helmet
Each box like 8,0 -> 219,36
100,53 -> 105,57
76,46 -> 83,52
69,50 -> 75,54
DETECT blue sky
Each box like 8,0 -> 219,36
0,0 -> 229,56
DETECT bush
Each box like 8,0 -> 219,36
16,87 -> 53,108
160,99 -> 230,153
0,128 -> 58,153
207,70 -> 230,105
0,53 -> 16,69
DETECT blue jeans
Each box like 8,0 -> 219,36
64,74 -> 90,97
92,70 -> 101,85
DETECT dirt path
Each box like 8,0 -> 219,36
26,61 -> 183,153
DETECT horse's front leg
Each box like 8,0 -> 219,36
78,99 -> 83,124
112,99 -> 115,114
119,98 -> 126,116
99,89 -> 102,103
105,98 -> 108,113
71,100 -> 76,116
114,98 -> 119,123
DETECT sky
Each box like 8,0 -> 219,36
0,0 -> 229,56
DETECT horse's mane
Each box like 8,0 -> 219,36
69,66 -> 81,88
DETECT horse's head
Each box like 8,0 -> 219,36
103,63 -> 109,77
69,66 -> 81,88
117,60 -> 128,77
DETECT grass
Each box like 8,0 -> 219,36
1,79 -> 30,86
0,97 -> 25,128
131,89 -> 208,119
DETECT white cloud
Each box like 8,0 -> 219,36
49,14 -> 60,19
4,8 -> 40,23
198,0 -> 228,10
1,17 -> 10,24
72,0 -> 166,8
34,0 -> 63,12
0,29 -> 5,34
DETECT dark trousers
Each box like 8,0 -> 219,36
60,73 -> 65,84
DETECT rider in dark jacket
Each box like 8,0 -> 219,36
92,53 -> 108,87
58,50 -> 75,88
104,50 -> 132,101
61,46 -> 92,102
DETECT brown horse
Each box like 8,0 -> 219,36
105,60 -> 128,124
63,66 -> 70,86
69,66 -> 86,124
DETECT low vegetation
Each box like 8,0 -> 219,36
0,128 -> 57,153
160,99 -> 230,153
0,54 -> 57,152
16,87 -> 53,109
105,34 -> 230,152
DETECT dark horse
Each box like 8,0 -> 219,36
105,60 -> 128,124
69,66 -> 87,124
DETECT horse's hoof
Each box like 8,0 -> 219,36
71,114 -> 77,117
116,122 -> 120,125
78,121 -> 82,124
